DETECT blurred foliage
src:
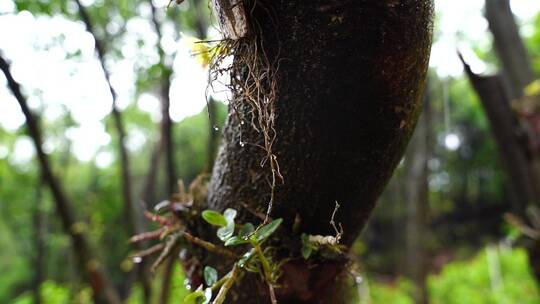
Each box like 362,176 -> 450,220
367,246 -> 540,304
429,247 -> 540,304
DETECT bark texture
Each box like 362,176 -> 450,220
205,0 -> 433,302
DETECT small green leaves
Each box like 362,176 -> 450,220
239,223 -> 255,237
238,249 -> 255,267
223,208 -> 237,223
255,218 -> 283,242
217,222 -> 235,241
202,210 -> 227,227
183,290 -> 206,304
203,208 -> 238,242
301,233 -> 317,259
204,266 -> 218,286
224,222 -> 254,246
224,236 -> 250,246
203,288 -> 212,304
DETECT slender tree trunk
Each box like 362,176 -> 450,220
72,0 -> 149,298
32,179 -> 45,304
485,0 -> 536,99
204,1 -> 433,302
0,53 -> 121,304
460,55 -> 540,285
148,3 -> 179,303
404,87 -> 431,304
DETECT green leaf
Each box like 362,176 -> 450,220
203,288 -> 212,304
203,266 -> 218,286
255,218 -> 283,242
301,233 -> 318,259
302,244 -> 313,259
202,210 -> 227,227
239,223 -> 255,238
217,222 -> 235,242
183,290 -> 205,304
224,236 -> 250,247
238,249 -> 255,267
223,208 -> 237,223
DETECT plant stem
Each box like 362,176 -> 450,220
182,232 -> 238,259
213,263 -> 239,304
253,243 -> 277,303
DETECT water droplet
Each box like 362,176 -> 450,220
213,126 -> 219,131
355,276 -> 363,284
240,121 -> 245,125
132,256 -> 142,264
240,141 -> 246,147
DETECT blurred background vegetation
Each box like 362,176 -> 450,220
1,0 -> 540,303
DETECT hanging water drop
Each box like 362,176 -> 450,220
240,141 -> 246,147
132,256 -> 142,264
213,126 -> 219,131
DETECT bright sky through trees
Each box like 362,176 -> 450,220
0,0 -> 539,165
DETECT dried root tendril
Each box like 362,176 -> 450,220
206,31 -> 283,221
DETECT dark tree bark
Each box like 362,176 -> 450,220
0,53 -> 121,304
204,1 -> 434,302
485,0 -> 536,99
404,88 -> 431,304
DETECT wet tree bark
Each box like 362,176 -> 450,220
204,1 -> 433,302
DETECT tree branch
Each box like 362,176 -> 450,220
148,3 -> 178,303
0,52 -> 121,304
72,0 -> 149,299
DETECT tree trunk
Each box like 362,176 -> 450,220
404,88 -> 431,304
460,55 -> 540,215
460,55 -> 540,285
0,54 -> 121,304
32,179 -> 45,304
205,1 -> 433,302
485,0 -> 536,99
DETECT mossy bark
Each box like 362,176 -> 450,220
206,0 -> 433,302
